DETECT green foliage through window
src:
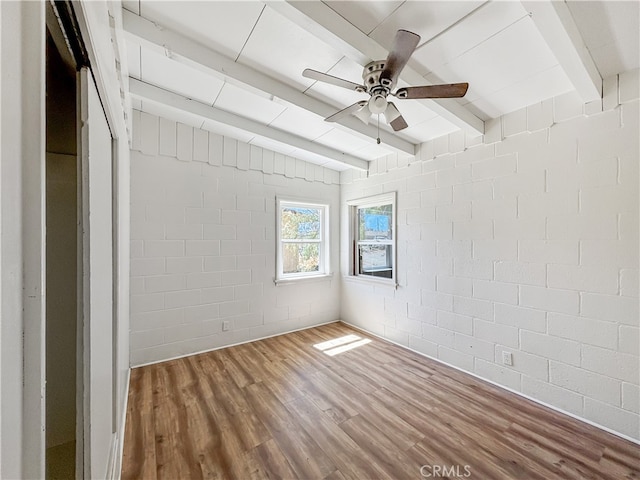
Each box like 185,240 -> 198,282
281,207 -> 320,240
277,201 -> 328,280
282,243 -> 320,273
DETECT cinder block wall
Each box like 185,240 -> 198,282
340,69 -> 639,439
129,112 -> 341,365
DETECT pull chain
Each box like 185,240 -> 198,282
377,114 -> 381,144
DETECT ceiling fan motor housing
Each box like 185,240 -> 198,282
363,60 -> 392,114
363,61 -> 392,94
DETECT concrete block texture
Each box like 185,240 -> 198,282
130,111 -> 341,368
338,84 -> 639,439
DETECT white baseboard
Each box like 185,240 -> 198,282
107,367 -> 131,480
105,434 -> 119,480
340,320 -> 640,446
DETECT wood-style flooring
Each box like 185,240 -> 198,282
122,322 -> 639,479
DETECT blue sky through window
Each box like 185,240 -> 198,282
364,214 -> 389,232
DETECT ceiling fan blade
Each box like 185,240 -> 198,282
384,102 -> 408,131
395,83 -> 469,99
324,100 -> 369,123
303,69 -> 365,92
379,30 -> 420,88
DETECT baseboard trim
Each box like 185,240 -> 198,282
105,434 -> 119,480
132,320 -> 341,369
107,367 -> 131,480
340,320 -> 640,446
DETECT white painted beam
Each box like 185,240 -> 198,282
268,1 -> 485,136
129,78 -> 370,171
522,0 -> 602,102
122,10 -> 415,156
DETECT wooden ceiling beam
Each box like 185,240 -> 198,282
129,78 -> 370,171
523,0 -> 602,102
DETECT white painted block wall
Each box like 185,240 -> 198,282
129,112 -> 341,365
340,70 -> 640,440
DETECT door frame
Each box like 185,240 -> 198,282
3,2 -> 48,479
77,65 -> 118,479
0,1 -> 129,477
71,2 -> 128,477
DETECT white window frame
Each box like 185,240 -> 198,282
275,197 -> 331,284
346,192 -> 397,286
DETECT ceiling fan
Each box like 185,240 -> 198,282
303,29 -> 469,137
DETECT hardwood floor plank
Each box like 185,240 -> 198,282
304,368 -> 364,424
599,445 -> 640,478
327,365 -> 378,394
216,348 -> 255,389
186,356 -> 256,478
504,422 -> 621,479
322,469 -> 348,480
252,335 -> 295,363
256,357 -> 309,405
122,368 -> 157,480
283,396 -> 394,480
226,343 -> 268,384
314,367 -> 425,451
407,437 -> 516,480
378,381 -> 563,479
122,322 -> 639,479
243,381 -> 337,479
373,386 -> 521,480
152,363 -> 202,480
192,356 -> 271,453
436,375 -> 612,465
278,332 -> 335,370
338,414 -> 421,479
416,375 -> 514,431
242,438 -> 298,480
501,425 -> 612,480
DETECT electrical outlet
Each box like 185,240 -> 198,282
502,351 -> 513,366
222,321 -> 230,332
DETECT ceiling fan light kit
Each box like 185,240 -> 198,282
302,29 -> 469,138
354,105 -> 372,124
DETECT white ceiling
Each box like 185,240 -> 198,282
122,0 -> 639,171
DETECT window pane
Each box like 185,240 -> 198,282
281,206 -> 321,240
282,243 -> 320,274
358,244 -> 393,278
358,204 -> 392,241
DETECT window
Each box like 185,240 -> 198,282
276,198 -> 330,283
347,192 -> 396,284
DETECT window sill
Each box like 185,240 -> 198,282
342,275 -> 397,288
274,273 -> 334,286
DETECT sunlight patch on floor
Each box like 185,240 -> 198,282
313,334 -> 372,356
313,334 -> 361,351
324,338 -> 372,356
